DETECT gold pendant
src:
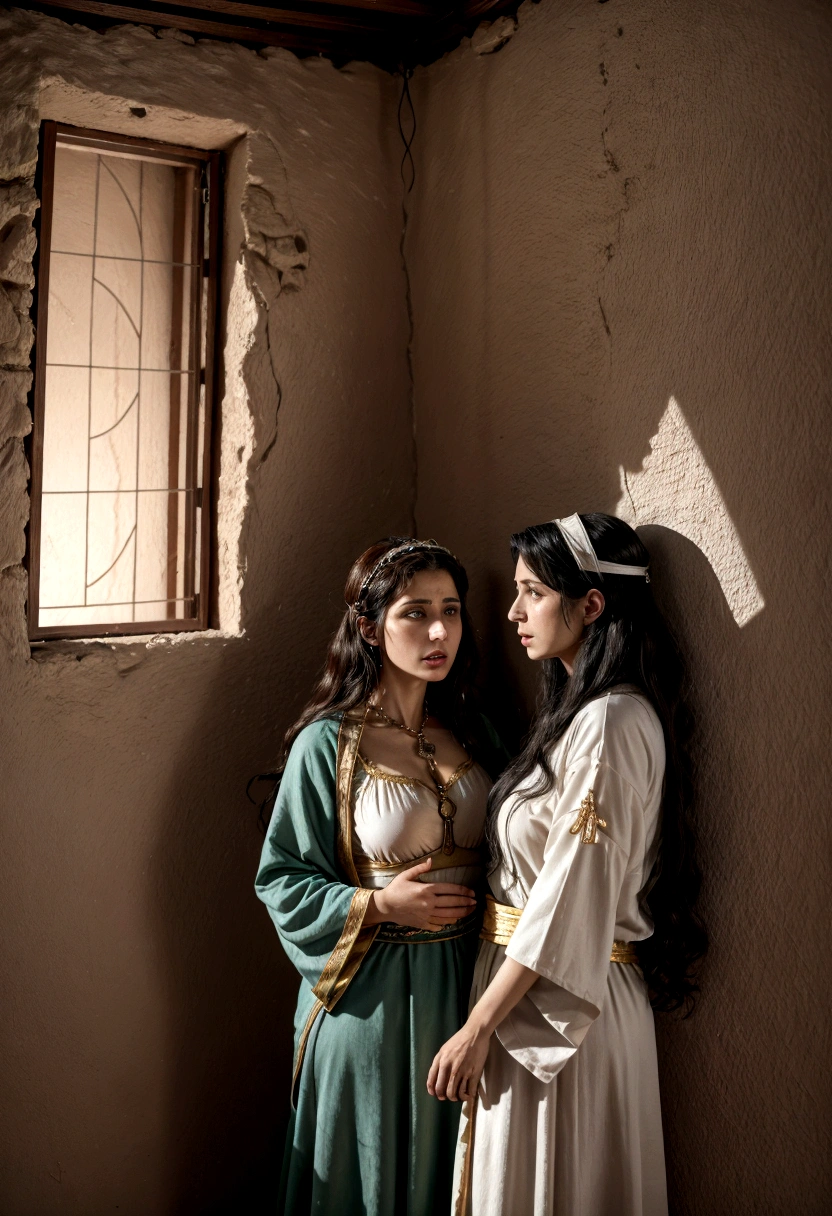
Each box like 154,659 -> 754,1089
418,735 -> 436,757
439,796 -> 457,855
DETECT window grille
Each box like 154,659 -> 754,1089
28,123 -> 220,639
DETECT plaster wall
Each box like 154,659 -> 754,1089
407,1 -> 831,1212
0,9 -> 412,1213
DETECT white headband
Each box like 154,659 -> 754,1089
552,514 -> 650,580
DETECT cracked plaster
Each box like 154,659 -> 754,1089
0,8 -> 411,1213
0,21 -> 317,654
407,1 -> 831,1213
0,1 -> 829,1214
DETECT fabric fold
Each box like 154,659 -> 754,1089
312,887 -> 379,1010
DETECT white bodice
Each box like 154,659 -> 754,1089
352,756 -> 492,890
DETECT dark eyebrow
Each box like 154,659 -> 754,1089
400,596 -> 461,606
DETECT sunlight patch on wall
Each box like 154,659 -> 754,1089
216,257 -> 257,636
615,396 -> 764,627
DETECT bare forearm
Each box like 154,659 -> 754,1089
467,956 -> 539,1035
427,956 -> 540,1101
363,890 -> 388,926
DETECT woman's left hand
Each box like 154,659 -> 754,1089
427,1019 -> 491,1102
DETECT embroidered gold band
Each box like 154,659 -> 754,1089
479,894 -> 522,946
291,998 -> 324,1110
480,895 -> 639,964
355,843 -> 483,882
312,887 -> 379,1011
609,940 -> 639,964
376,909 -> 480,944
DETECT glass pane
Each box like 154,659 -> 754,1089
88,368 -> 140,493
41,365 -> 89,492
38,489 -> 196,626
39,492 -> 88,609
37,135 -> 206,634
50,146 -> 97,256
95,157 -> 143,260
91,259 -> 141,369
136,370 -> 191,492
45,253 -> 93,366
141,262 -> 197,371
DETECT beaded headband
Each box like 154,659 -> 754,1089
352,539 -> 456,611
552,514 -> 650,581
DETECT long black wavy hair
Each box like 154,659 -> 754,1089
487,513 -> 707,1014
251,537 -> 488,830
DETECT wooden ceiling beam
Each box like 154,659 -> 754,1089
139,0 -> 404,34
33,0 -> 381,50
23,0 -> 520,64
425,0 -> 518,42
282,0 -> 435,14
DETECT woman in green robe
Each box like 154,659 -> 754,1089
255,537 -> 507,1216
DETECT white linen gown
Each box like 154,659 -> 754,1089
454,688 -> 669,1216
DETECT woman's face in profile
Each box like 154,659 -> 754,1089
508,555 -> 583,663
371,568 -> 464,682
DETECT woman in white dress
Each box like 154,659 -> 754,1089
427,513 -> 707,1216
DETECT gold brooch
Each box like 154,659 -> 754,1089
569,790 -> 606,845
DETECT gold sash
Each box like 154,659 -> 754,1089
480,894 -> 639,964
355,842 -> 483,883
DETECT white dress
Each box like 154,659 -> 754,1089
455,689 -> 669,1216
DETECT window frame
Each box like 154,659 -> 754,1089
27,121 -> 222,641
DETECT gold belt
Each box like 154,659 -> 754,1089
355,843 -> 482,883
481,895 -> 639,965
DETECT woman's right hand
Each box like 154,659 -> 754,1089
368,858 -> 477,931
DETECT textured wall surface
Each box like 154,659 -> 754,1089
0,10 -> 412,1213
2,1 -> 831,1213
407,1 -> 831,1212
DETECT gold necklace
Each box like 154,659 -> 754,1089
369,702 -> 458,855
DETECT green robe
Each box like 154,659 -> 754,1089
255,708 -> 505,1216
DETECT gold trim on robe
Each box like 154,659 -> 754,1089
308,706 -> 381,1014
291,998 -> 324,1110
312,886 -> 378,1010
454,1091 -> 479,1216
336,706 -> 368,886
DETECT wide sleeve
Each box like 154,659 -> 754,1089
496,746 -> 648,1083
254,719 -> 377,1011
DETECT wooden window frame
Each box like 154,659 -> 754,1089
27,122 -> 222,641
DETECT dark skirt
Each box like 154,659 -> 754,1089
280,927 -> 478,1216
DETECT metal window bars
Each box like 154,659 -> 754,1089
28,123 -> 221,640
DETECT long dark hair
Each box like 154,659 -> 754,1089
252,536 -> 486,829
487,514 -> 707,1014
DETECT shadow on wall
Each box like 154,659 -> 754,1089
639,526 -> 749,1210
145,630 -> 299,1215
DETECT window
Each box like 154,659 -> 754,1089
28,123 -> 220,639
